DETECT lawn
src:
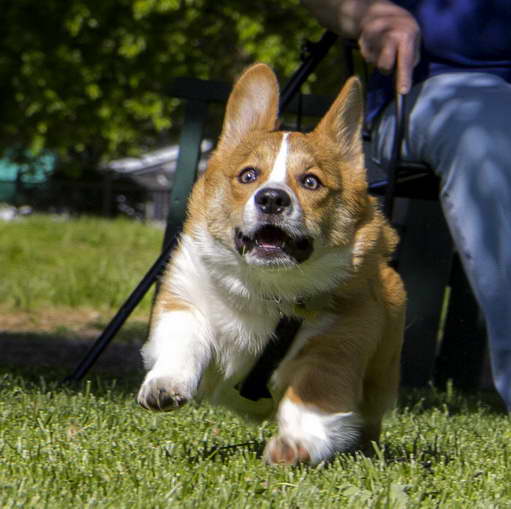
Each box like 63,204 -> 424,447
1,215 -> 510,508
0,214 -> 162,313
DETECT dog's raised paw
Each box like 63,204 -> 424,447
137,377 -> 188,411
263,436 -> 312,466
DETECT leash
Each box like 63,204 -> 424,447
237,315 -> 303,401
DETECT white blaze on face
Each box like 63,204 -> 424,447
243,131 -> 301,231
268,132 -> 290,184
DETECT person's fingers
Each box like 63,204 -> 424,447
376,40 -> 398,75
358,32 -> 397,74
358,36 -> 374,65
396,44 -> 413,94
396,35 -> 420,94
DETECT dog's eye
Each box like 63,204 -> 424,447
300,173 -> 322,190
238,167 -> 259,184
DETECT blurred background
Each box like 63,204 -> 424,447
0,0 -> 348,220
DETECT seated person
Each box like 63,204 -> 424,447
302,0 -> 511,410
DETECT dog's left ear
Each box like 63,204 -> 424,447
217,63 -> 279,152
313,76 -> 364,164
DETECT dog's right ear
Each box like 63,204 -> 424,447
217,63 -> 279,152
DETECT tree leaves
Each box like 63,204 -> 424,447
1,0 -> 321,176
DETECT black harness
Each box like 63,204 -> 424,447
237,316 -> 303,401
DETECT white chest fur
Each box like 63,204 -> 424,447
142,230 -> 349,419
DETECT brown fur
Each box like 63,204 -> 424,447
140,63 -> 406,465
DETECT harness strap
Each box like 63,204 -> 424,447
237,316 -> 303,401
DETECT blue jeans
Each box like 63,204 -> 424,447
369,72 -> 511,410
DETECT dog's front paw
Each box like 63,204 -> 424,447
137,376 -> 189,411
263,436 -> 312,466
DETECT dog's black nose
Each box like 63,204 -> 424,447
254,188 -> 291,215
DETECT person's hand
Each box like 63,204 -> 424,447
358,0 -> 421,94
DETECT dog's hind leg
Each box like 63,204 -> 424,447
263,320 -> 376,465
359,350 -> 401,454
264,390 -> 364,466
360,305 -> 405,454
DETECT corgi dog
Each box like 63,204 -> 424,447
137,63 -> 406,465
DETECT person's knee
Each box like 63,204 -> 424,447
368,72 -> 511,172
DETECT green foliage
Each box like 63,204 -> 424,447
1,0 -> 322,175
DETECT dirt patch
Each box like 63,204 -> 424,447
1,307 -> 146,336
1,307 -> 100,330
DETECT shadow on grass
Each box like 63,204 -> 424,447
0,321 -> 147,394
180,440 -> 266,465
398,385 -> 506,416
182,437 -> 461,470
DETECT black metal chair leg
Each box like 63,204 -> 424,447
62,234 -> 179,383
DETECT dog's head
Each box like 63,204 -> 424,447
190,64 -> 373,279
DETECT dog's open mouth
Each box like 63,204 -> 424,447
235,225 -> 313,264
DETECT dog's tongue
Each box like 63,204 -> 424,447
235,224 -> 313,263
254,225 -> 286,248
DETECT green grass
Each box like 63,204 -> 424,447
1,215 -> 511,507
1,372 -> 510,508
0,215 -> 162,312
